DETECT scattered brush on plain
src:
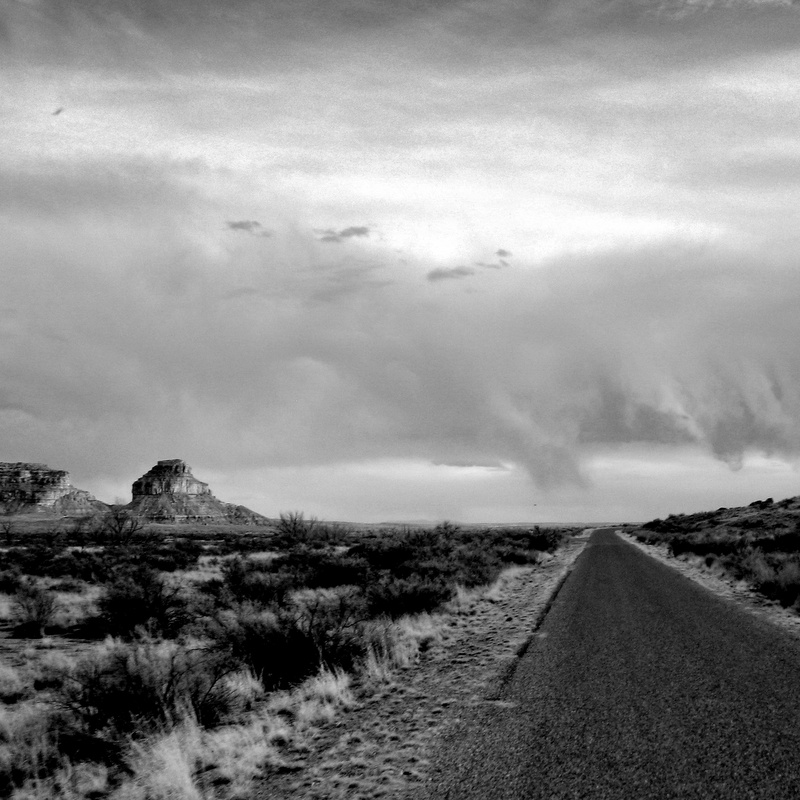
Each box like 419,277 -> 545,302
0,514 -> 574,799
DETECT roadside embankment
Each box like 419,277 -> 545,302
619,530 -> 800,640
262,535 -> 588,800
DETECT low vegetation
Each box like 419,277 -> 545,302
634,496 -> 800,609
0,512 -> 573,799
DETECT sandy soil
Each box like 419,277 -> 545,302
260,537 -> 589,800
619,531 -> 800,640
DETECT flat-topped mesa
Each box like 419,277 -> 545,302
128,459 -> 265,524
132,459 -> 212,497
0,462 -> 107,515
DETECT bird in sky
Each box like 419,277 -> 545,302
52,107 -> 64,115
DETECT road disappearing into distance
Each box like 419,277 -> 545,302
421,529 -> 800,799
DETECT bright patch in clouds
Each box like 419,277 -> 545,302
2,0 -> 800,522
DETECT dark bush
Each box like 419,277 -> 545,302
99,566 -> 190,638
57,637 -> 239,736
755,531 -> 800,554
271,548 -> 370,590
12,578 -> 60,638
207,606 -> 320,690
221,557 -> 296,606
208,590 -> 368,690
367,575 -> 453,618
0,568 -> 21,593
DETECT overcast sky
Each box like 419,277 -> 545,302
3,0 -> 800,523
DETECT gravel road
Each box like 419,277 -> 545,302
418,528 -> 800,799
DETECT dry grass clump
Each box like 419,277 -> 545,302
360,613 -> 444,685
267,667 -> 355,729
293,669 -> 355,728
109,666 -> 356,800
9,761 -> 109,800
48,583 -> 103,630
0,701 -> 74,797
483,565 -> 538,603
202,719 -> 285,795
0,595 -> 15,622
112,722 -> 204,800
0,664 -> 28,703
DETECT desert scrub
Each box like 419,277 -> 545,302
110,667 -> 353,800
99,566 -> 190,638
360,613 -> 444,684
0,570 -> 21,594
11,579 -> 60,638
366,574 -> 453,618
636,499 -> 800,608
218,556 -> 296,606
56,635 -> 243,736
207,588 -> 367,691
0,664 -> 28,704
0,702 -> 82,797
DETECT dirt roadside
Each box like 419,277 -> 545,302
261,535 -> 589,800
618,530 -> 800,640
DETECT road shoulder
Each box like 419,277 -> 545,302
618,529 -> 800,640
263,536 -> 588,799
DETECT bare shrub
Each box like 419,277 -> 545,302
57,636 -> 240,736
12,579 -> 61,638
100,506 -> 144,546
366,575 -> 453,618
207,588 -> 368,690
99,567 -> 190,638
276,510 -> 318,542
220,557 -> 294,607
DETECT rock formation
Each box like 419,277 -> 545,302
0,462 -> 108,515
127,459 -> 265,524
132,459 -> 212,498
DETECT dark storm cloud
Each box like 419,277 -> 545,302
578,381 -> 696,446
427,266 -> 475,282
316,226 -> 372,243
226,220 -> 272,237
6,181 -> 800,498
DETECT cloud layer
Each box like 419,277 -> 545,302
2,0 -> 800,520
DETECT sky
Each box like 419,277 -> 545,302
3,0 -> 800,523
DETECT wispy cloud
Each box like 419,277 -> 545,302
316,225 -> 372,243
226,220 -> 272,237
427,266 -> 475,282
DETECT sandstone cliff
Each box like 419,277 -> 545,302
127,459 -> 265,524
132,459 -> 211,497
0,462 -> 108,515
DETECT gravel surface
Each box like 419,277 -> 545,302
419,528 -> 800,799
